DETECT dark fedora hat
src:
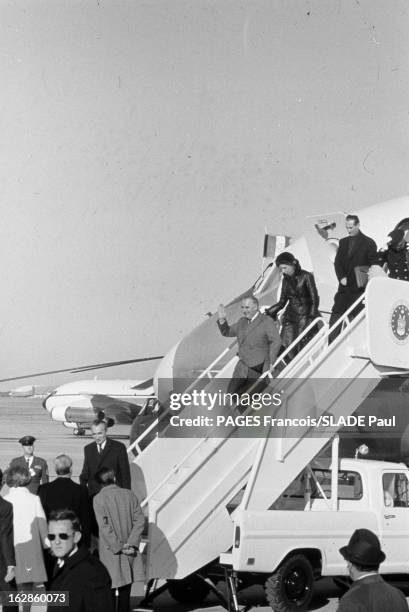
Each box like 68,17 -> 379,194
339,529 -> 385,566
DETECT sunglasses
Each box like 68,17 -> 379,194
47,533 -> 72,541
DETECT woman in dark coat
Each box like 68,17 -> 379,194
266,251 -> 320,361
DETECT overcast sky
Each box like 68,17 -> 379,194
1,0 -> 408,388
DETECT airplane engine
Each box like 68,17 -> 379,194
50,404 -> 101,423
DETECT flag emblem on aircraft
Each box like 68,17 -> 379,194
391,302 -> 409,344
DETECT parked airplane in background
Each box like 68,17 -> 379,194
42,377 -> 157,435
2,356 -> 162,435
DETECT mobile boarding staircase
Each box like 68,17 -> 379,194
128,277 -> 409,598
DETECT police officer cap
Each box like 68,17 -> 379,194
19,435 -> 35,446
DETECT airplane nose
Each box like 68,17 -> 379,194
42,391 -> 55,413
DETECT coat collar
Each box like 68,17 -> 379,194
345,230 -> 365,254
94,437 -> 112,455
53,545 -> 89,576
240,312 -> 263,339
349,573 -> 383,590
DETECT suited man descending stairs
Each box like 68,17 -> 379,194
329,214 -> 377,342
217,296 -> 281,394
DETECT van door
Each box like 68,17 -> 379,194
381,471 -> 409,571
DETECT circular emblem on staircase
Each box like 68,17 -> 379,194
390,301 -> 409,344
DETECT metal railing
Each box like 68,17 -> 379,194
138,315 -> 345,519
128,293 -> 366,466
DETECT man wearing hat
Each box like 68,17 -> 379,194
374,228 -> 409,281
6,436 -> 49,495
337,528 -> 408,611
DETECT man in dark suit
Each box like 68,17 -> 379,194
38,454 -> 91,547
6,435 -> 49,494
47,509 -> 114,612
217,295 -> 281,394
337,528 -> 408,611
329,215 -> 377,341
79,420 -> 131,497
0,469 -> 17,611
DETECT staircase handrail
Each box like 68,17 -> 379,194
140,319 -> 340,517
127,341 -> 239,455
140,436 -> 216,510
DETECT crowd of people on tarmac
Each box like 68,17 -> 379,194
0,420 -> 144,612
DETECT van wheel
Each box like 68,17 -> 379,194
265,554 -> 314,611
167,575 -> 210,603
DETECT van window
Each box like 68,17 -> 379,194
311,470 -> 363,500
279,469 -> 363,500
382,473 -> 409,508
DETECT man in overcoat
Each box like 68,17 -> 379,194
329,215 -> 377,341
0,468 -> 17,611
79,420 -> 131,497
47,509 -> 113,612
337,528 -> 408,611
38,454 -> 91,547
93,467 -> 145,612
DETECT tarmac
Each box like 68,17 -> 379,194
1,397 -> 409,611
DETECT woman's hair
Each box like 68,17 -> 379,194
6,465 -> 31,488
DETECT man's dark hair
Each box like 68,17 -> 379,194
49,509 -> 82,533
95,467 -> 116,486
346,214 -> 360,225
91,419 -> 107,430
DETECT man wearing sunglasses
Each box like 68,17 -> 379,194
47,509 -> 113,612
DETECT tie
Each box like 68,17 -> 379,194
97,444 -> 101,454
52,559 -> 64,578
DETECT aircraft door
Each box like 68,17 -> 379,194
304,212 -> 347,314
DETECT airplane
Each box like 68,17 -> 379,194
1,356 -> 162,436
42,377 -> 158,436
4,196 -> 409,456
